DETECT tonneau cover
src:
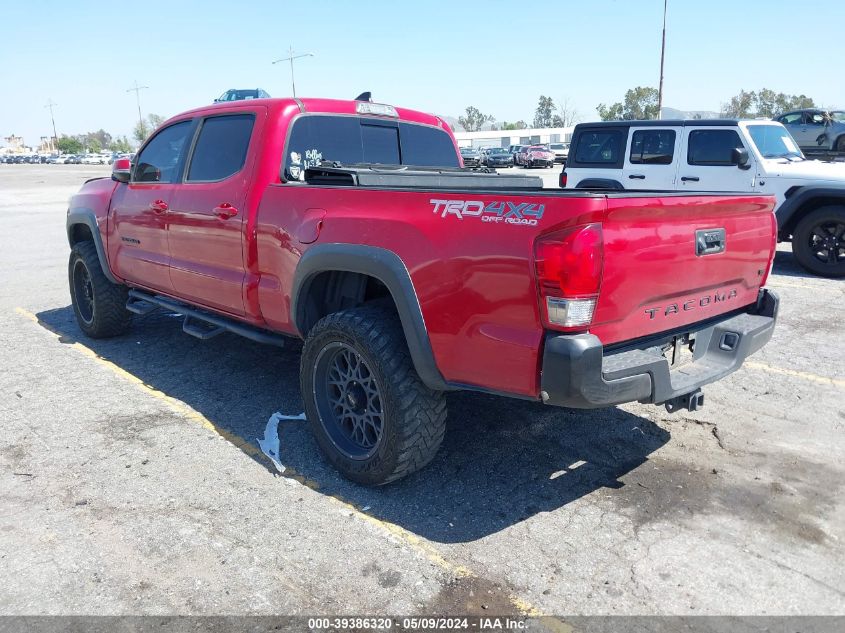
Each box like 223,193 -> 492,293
304,165 -> 544,190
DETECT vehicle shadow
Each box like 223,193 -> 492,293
37,305 -> 670,544
771,244 -> 812,279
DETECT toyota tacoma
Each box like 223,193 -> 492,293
66,96 -> 779,484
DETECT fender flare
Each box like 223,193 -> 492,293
775,186 -> 845,236
291,243 -> 450,391
575,178 -> 624,190
66,207 -> 120,284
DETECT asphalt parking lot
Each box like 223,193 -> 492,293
1,165 -> 843,618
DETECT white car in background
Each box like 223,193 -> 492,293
81,154 -> 106,165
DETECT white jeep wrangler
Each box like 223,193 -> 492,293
561,119 -> 845,277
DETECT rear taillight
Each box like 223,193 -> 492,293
559,171 -> 568,188
534,223 -> 603,330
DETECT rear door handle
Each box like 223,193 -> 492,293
628,174 -> 646,179
213,203 -> 238,219
681,176 -> 700,182
149,199 -> 168,213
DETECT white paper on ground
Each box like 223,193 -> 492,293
257,412 -> 307,473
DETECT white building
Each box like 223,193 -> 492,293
452,126 -> 574,149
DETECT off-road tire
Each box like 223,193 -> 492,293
300,305 -> 447,485
791,206 -> 845,278
69,241 -> 132,337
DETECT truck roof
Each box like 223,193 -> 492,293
169,97 -> 446,129
574,119 -> 741,128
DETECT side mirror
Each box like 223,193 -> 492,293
112,157 -> 132,183
731,147 -> 750,170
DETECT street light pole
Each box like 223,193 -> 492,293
44,99 -> 58,151
272,47 -> 314,98
657,0 -> 668,120
126,80 -> 149,133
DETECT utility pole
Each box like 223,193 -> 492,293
126,80 -> 149,134
44,99 -> 58,152
272,47 -> 314,98
657,0 -> 668,120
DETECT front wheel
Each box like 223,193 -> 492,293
69,241 -> 132,337
300,305 -> 447,485
836,136 -> 845,153
791,206 -> 845,277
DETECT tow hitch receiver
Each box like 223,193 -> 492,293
664,389 -> 704,413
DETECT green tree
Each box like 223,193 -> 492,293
501,121 -> 528,130
110,136 -> 133,153
597,86 -> 660,121
87,138 -> 102,153
84,129 -> 112,150
133,113 -> 166,143
533,95 -> 556,128
721,89 -> 816,118
458,106 -> 494,132
57,135 -> 82,154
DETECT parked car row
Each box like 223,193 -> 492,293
1,154 -> 50,164
0,152 -> 126,165
459,143 -> 569,169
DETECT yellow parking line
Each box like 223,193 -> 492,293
14,307 -> 263,458
745,360 -> 845,389
14,306 -> 545,616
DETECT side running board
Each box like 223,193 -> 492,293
126,289 -> 287,348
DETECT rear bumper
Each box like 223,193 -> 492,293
540,289 -> 779,408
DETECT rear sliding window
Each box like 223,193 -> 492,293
573,130 -> 623,165
687,129 -> 744,166
629,129 -> 675,165
284,115 -> 459,181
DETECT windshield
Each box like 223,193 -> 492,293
488,148 -> 507,155
830,111 -> 845,122
460,148 -> 477,154
747,124 -> 804,159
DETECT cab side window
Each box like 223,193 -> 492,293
687,129 -> 744,166
133,121 -> 193,183
629,129 -> 675,165
187,114 -> 255,182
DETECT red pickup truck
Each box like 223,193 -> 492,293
66,96 -> 779,485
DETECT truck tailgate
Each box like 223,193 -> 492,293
591,194 -> 776,345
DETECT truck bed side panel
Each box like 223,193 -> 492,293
255,186 -> 607,397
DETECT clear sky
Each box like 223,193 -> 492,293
2,0 -> 843,148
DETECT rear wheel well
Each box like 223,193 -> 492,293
298,271 -> 393,335
68,223 -> 94,245
781,196 -> 845,239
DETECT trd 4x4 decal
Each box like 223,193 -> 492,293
430,199 -> 544,227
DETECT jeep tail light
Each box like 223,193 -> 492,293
534,223 -> 603,330
559,171 -> 568,188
